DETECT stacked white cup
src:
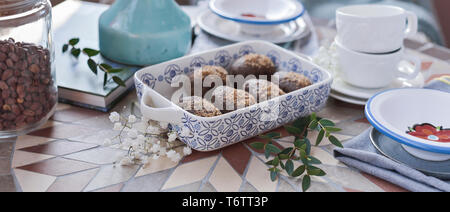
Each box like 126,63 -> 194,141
335,4 -> 421,89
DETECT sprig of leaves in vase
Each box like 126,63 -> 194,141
250,113 -> 343,192
62,38 -> 126,87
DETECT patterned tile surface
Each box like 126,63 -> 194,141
2,81 -> 446,192
0,2 -> 449,193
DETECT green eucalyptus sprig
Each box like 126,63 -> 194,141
250,112 -> 343,192
62,38 -> 126,87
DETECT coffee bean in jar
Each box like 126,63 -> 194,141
0,38 -> 57,132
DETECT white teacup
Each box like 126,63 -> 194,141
336,4 -> 418,53
335,39 -> 420,89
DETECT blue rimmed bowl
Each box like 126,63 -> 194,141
365,88 -> 450,161
135,41 -> 333,152
209,0 -> 305,35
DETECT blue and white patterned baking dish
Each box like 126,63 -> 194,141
135,41 -> 333,152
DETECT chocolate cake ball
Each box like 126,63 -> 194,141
229,54 -> 276,78
274,72 -> 312,93
176,96 -> 222,117
243,79 -> 286,102
211,86 -> 257,114
188,65 -> 228,97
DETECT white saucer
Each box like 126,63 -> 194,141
330,90 -> 367,106
331,64 -> 425,100
197,10 -> 310,43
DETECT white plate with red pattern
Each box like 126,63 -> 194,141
197,10 -> 310,43
365,88 -> 450,161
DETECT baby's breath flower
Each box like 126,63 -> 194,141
128,115 -> 137,123
103,138 -> 112,146
183,146 -> 192,156
141,156 -> 149,164
108,111 -> 192,168
127,129 -> 138,139
133,121 -> 148,133
119,157 -> 133,166
148,137 -> 158,144
168,131 -> 177,143
170,153 -> 182,162
159,122 -> 169,129
166,149 -> 177,159
152,154 -> 160,160
113,122 -> 123,131
109,111 -> 120,123
151,144 -> 160,153
131,141 -> 140,150
147,125 -> 160,134
159,147 -> 167,156
180,127 -> 191,137
137,134 -> 146,142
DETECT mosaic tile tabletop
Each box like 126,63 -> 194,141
0,1 -> 450,192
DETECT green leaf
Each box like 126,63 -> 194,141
302,175 -> 311,192
329,135 -> 343,148
298,149 -> 307,159
112,76 -> 126,87
69,38 -> 80,46
264,148 -> 271,159
107,68 -> 125,73
304,138 -> 311,155
103,73 -> 108,87
99,63 -> 113,72
294,138 -> 305,149
319,119 -> 335,127
62,44 -> 69,53
71,48 -> 81,58
83,48 -> 100,57
273,157 -> 280,166
316,129 -> 325,146
300,156 -> 310,166
279,154 -> 289,160
292,165 -> 306,177
87,59 -> 98,75
284,125 -> 303,135
307,166 -> 326,176
279,161 -> 285,169
260,132 -> 281,140
266,144 -> 281,154
309,120 -> 318,130
265,160 -> 274,166
285,160 -> 294,175
307,156 -> 322,165
324,127 -> 342,132
250,142 -> 265,150
270,171 -> 277,182
311,112 -> 317,121
279,147 -> 293,155
293,116 -> 311,133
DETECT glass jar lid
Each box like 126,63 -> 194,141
0,0 -> 49,27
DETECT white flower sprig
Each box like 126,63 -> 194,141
312,42 -> 339,77
105,111 -> 192,166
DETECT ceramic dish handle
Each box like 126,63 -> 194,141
140,88 -> 184,124
396,55 -> 421,80
404,11 -> 418,38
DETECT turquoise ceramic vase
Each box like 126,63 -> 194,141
98,0 -> 192,66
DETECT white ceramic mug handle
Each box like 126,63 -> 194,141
140,88 -> 183,124
404,11 -> 418,38
396,55 -> 421,80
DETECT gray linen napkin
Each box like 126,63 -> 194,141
334,78 -> 450,192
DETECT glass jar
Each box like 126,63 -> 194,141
0,0 -> 57,138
